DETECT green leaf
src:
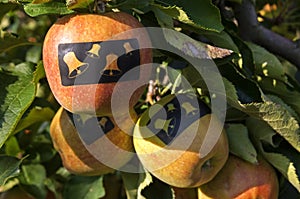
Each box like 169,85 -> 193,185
157,0 -> 223,32
197,30 -> 239,52
226,123 -> 258,164
0,155 -> 23,186
162,28 -> 209,59
0,32 -> 35,54
121,170 -> 153,199
141,177 -> 173,199
24,2 -> 74,17
4,136 -> 22,157
63,176 -> 105,199
0,3 -> 18,22
25,45 -> 42,64
0,63 -> 37,148
246,42 -> 286,82
243,100 -> 300,153
151,4 -> 175,28
246,117 -> 300,192
33,61 -> 46,84
258,78 -> 300,119
19,164 -> 46,186
14,107 -> 55,133
18,164 -> 47,199
266,94 -> 300,122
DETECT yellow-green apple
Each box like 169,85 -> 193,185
50,107 -> 136,175
133,93 -> 229,188
198,155 -> 279,199
43,12 -> 152,116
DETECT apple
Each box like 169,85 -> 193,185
43,12 -> 152,116
133,94 -> 229,188
172,187 -> 198,199
0,187 -> 34,199
49,107 -> 136,176
198,155 -> 279,199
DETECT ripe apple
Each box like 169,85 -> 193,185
198,155 -> 279,199
43,12 -> 152,116
50,107 -> 136,176
133,94 -> 229,188
172,187 -> 198,199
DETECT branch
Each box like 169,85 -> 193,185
233,0 -> 300,69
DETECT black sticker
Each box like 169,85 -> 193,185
58,39 -> 140,86
147,94 -> 211,145
67,111 -> 114,145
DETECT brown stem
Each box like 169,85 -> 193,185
233,0 -> 300,69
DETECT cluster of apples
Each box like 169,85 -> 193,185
43,11 -> 279,198
43,12 -> 151,175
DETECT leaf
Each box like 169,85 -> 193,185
141,177 -> 173,199
218,62 -> 263,104
31,0 -> 52,4
157,0 -> 223,32
258,77 -> 300,118
162,28 -> 209,59
18,164 -> 47,199
246,117 -> 300,192
226,123 -> 258,164
266,94 -> 300,122
246,42 -> 286,82
0,32 -> 35,54
0,63 -> 38,148
121,170 -> 153,199
218,73 -> 300,153
0,3 -> 17,22
197,29 -> 239,52
0,155 -> 23,186
63,176 -> 105,199
243,100 -> 300,153
4,136 -> 22,157
19,164 -> 46,186
33,61 -> 46,84
25,45 -> 42,64
66,0 -> 93,9
14,107 -> 55,133
151,4 -> 175,28
24,2 -> 74,17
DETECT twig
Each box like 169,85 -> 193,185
233,0 -> 300,69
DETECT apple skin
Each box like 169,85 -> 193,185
43,12 -> 152,116
50,107 -> 136,176
198,155 -> 279,199
172,187 -> 198,199
133,94 -> 229,188
0,187 -> 35,199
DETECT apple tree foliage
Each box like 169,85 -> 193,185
0,0 -> 300,198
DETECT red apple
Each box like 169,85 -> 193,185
50,107 -> 136,175
43,12 -> 152,116
198,155 -> 279,199
172,187 -> 198,199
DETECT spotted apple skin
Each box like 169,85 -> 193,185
43,12 -> 152,116
50,107 -> 136,176
133,94 -> 229,188
198,155 -> 279,199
